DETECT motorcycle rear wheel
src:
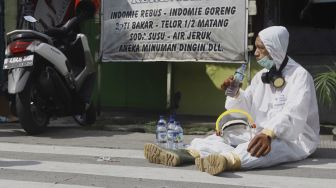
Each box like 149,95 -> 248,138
16,80 -> 49,135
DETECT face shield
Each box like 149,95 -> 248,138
215,109 -> 256,147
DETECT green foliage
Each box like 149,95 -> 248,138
314,66 -> 336,107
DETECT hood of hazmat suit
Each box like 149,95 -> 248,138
258,26 -> 289,70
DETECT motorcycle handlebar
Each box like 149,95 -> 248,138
44,8 -> 90,38
44,0 -> 97,37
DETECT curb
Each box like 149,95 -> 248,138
103,124 -> 146,133
102,124 -> 213,135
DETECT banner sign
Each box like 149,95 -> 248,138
101,0 -> 247,63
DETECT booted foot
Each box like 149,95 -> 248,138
144,143 -> 180,166
195,157 -> 204,172
7,115 -> 19,123
203,154 -> 227,175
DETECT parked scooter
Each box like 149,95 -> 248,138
2,1 -> 98,134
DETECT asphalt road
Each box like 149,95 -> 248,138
0,118 -> 335,188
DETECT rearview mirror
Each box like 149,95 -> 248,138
24,16 -> 37,23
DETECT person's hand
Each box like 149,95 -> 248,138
247,133 -> 272,157
220,75 -> 234,91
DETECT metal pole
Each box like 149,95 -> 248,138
97,61 -> 101,116
166,62 -> 172,110
0,0 -> 4,83
247,0 -> 257,84
96,0 -> 104,116
245,0 -> 249,62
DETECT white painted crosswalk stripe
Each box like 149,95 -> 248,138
0,179 -> 103,188
1,142 -> 336,187
0,142 -> 145,159
282,158 -> 336,170
0,142 -> 335,170
0,157 -> 334,188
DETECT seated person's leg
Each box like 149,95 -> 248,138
199,139 -> 306,175
144,133 -> 241,167
187,134 -> 235,158
233,139 -> 306,169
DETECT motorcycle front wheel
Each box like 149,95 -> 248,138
16,79 -> 49,135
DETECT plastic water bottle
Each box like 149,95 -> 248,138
225,63 -> 246,97
166,116 -> 176,149
0,116 -> 8,123
157,115 -> 167,126
156,116 -> 167,148
174,121 -> 184,149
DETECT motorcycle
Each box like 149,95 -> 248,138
2,1 -> 98,135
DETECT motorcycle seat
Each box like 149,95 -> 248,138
7,30 -> 53,44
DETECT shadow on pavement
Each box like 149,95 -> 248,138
0,160 -> 40,167
0,121 -> 132,139
310,148 -> 336,159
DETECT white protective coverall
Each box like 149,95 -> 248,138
188,26 -> 320,169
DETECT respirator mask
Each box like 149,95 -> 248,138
261,56 -> 288,88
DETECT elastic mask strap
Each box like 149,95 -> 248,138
278,56 -> 288,73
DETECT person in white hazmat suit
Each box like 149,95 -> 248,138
144,26 -> 320,176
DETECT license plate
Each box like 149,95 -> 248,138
3,55 -> 34,70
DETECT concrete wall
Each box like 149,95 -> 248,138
174,61 -> 261,116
